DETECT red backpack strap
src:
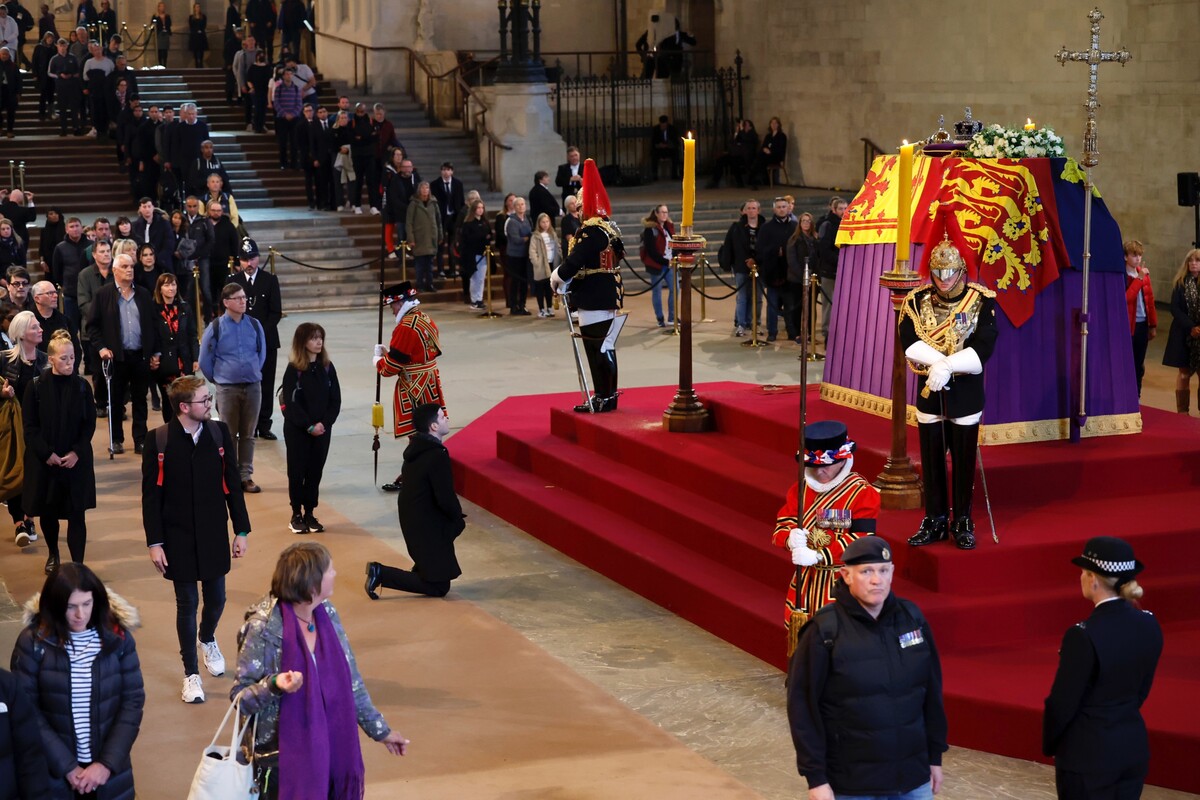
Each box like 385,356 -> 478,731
155,425 -> 168,487
206,420 -> 230,495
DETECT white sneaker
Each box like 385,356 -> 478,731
370,206 -> 380,216
246,124 -> 254,132
387,251 -> 398,260
14,527 -> 29,548
199,639 -> 226,676
734,325 -> 745,337
182,673 -> 205,703
85,127 -> 97,137
354,206 -> 363,215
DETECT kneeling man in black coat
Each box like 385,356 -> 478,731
365,402 -> 465,598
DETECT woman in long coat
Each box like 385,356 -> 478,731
22,330 -> 95,573
1162,248 -> 1200,413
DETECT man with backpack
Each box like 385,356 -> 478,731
787,535 -> 948,800
142,374 -> 250,704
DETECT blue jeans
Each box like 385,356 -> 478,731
764,285 -> 782,337
649,266 -> 675,324
836,781 -> 933,800
734,272 -> 751,328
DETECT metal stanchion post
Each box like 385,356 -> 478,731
401,242 -> 411,284
193,264 -> 203,342
17,162 -> 25,192
801,268 -> 825,362
7,161 -> 13,188
480,246 -> 501,318
741,264 -> 766,348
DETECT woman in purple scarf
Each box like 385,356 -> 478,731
232,542 -> 409,799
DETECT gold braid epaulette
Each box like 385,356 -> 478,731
967,281 -> 996,298
581,216 -> 621,240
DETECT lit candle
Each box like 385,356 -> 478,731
895,141 -> 913,269
682,132 -> 695,229
1024,118 -> 1035,131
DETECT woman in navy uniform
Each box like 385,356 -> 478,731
551,159 -> 625,413
1043,536 -> 1163,800
899,218 -> 998,551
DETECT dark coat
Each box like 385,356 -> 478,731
0,667 -> 50,798
85,283 -> 159,364
150,299 -> 197,380
720,214 -> 761,275
279,360 -> 341,431
898,286 -> 998,418
231,268 -> 282,349
50,236 -> 88,298
141,418 -> 250,582
557,222 -> 624,312
10,595 -> 143,800
816,212 -> 843,279
554,161 -> 583,202
397,432 -> 465,582
430,176 -> 465,230
382,167 -> 420,225
1043,598 -> 1162,775
755,215 -> 797,288
130,213 -> 175,269
528,182 -> 560,229
21,371 -> 96,517
787,581 -> 947,796
31,309 -> 79,367
786,232 -> 818,285
1161,279 -> 1200,369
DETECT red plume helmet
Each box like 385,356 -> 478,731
918,204 -> 978,282
578,158 -> 612,220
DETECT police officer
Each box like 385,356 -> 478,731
551,158 -> 626,413
1043,536 -> 1163,800
900,223 -> 997,550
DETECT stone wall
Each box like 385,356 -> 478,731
712,0 -> 1200,299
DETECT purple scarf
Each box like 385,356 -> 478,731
278,602 -> 365,800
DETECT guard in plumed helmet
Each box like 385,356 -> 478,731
550,158 -> 627,413
772,420 -> 880,645
1044,536 -> 1162,800
899,210 -> 998,551
372,281 -> 445,492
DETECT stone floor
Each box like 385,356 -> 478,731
0,259 -> 1193,798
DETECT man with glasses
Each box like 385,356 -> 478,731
1,267 -> 34,314
199,278 -> 266,493
30,281 -> 79,366
143,374 -> 251,704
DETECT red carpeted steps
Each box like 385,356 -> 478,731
452,383 -> 1200,793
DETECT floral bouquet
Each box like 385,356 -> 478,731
965,124 -> 1067,159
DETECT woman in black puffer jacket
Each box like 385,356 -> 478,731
9,563 -> 144,800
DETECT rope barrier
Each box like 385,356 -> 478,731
271,249 -> 383,272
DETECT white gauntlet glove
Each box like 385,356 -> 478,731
786,527 -> 809,551
372,343 -> 385,367
925,359 -> 952,392
791,545 -> 820,567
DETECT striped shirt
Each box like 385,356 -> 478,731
68,628 -> 102,763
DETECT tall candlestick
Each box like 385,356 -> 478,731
682,133 -> 695,229
895,142 -> 913,268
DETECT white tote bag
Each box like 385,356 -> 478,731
187,692 -> 258,800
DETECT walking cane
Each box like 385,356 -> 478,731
101,357 -> 114,460
561,288 -> 593,412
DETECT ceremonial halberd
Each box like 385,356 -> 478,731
822,154 -> 1138,444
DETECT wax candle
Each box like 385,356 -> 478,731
895,141 -> 913,269
1024,118 -> 1035,131
682,133 -> 695,229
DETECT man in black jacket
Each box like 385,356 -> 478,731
430,161 -> 464,277
365,403 -> 465,599
87,252 -> 159,453
185,139 -> 230,198
787,536 -> 947,800
528,170 -> 560,230
130,197 -> 174,268
143,374 -> 250,704
50,216 -> 88,333
754,197 -> 796,342
231,239 -> 282,440
205,201 -> 239,318
554,146 -> 583,203
815,197 -> 846,342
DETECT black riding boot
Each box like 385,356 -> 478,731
574,323 -> 613,413
909,421 -> 949,546
948,422 -> 979,550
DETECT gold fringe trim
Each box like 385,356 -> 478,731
819,383 -> 1143,445
786,610 -> 810,658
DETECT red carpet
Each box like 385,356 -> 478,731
452,382 -> 1200,794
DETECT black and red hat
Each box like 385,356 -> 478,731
381,281 -> 417,306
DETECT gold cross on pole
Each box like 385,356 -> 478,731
1055,7 -> 1131,168
1054,7 -> 1131,438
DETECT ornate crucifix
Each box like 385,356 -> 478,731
1054,7 -> 1131,438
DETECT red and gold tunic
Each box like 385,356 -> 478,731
376,309 -> 444,437
771,472 -> 880,624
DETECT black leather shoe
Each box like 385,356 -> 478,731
951,517 -> 977,550
381,476 -> 402,492
44,554 -> 59,575
258,430 -> 278,441
111,442 -> 125,455
365,562 -> 382,600
907,515 -> 949,547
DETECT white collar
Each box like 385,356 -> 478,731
803,456 -> 854,493
396,298 -> 420,322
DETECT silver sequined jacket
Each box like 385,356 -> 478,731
230,594 -> 391,765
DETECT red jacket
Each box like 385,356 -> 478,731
1124,267 -> 1158,334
